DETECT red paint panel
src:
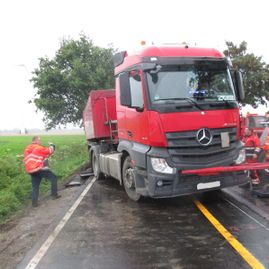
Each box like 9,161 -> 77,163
116,75 -> 149,144
117,108 -> 240,147
140,46 -> 223,58
159,109 -> 240,133
83,89 -> 117,140
145,109 -> 240,147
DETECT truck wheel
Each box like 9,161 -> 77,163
122,156 -> 141,201
92,151 -> 103,180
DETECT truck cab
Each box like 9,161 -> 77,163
84,45 -> 261,201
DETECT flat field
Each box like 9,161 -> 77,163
0,135 -> 88,223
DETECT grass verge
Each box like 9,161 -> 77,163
0,135 -> 88,224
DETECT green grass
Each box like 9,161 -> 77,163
0,135 -> 88,223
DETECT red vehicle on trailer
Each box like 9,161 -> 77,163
83,44 -> 269,201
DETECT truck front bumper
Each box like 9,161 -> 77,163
144,170 -> 247,198
135,162 -> 269,198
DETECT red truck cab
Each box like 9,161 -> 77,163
84,45 -> 269,201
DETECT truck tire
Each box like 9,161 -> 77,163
91,151 -> 103,180
122,156 -> 141,202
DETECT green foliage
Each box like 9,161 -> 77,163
31,34 -> 115,129
224,41 -> 269,107
0,135 -> 88,223
0,191 -> 21,218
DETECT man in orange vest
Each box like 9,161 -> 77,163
24,136 -> 61,207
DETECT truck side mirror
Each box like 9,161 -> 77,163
234,70 -> 245,102
113,51 -> 127,67
119,72 -> 131,107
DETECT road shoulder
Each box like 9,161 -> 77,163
0,174 -> 90,269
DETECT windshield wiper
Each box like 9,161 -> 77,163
155,97 -> 204,110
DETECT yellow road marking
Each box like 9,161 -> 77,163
194,199 -> 265,269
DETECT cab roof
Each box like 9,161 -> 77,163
114,45 -> 224,75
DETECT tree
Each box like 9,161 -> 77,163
223,41 -> 269,107
31,35 -> 115,129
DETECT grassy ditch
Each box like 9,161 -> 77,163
0,135 -> 88,223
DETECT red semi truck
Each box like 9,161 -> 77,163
83,44 -> 269,201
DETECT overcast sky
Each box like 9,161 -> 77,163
1,0 -> 269,130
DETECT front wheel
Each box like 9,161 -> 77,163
122,156 -> 141,201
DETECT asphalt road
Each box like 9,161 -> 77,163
18,177 -> 269,269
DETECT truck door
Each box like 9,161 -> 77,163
124,71 -> 149,144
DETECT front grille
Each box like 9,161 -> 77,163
166,127 -> 238,167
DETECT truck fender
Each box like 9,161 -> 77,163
118,140 -> 150,196
117,140 -> 150,170
87,144 -> 98,164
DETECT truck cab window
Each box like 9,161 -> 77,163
146,62 -> 236,104
130,73 -> 144,108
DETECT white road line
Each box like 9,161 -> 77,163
224,198 -> 269,232
25,177 -> 97,269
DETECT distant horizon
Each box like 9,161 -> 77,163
0,128 -> 84,136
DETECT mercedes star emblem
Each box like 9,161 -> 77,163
196,128 -> 212,146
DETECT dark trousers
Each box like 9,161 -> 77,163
30,169 -> 58,205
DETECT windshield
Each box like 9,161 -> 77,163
146,61 -> 236,104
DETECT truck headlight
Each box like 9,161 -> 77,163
150,158 -> 176,174
234,149 -> 246,164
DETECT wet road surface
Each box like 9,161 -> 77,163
22,177 -> 269,269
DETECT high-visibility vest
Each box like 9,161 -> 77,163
24,143 -> 54,174
244,134 -> 260,159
